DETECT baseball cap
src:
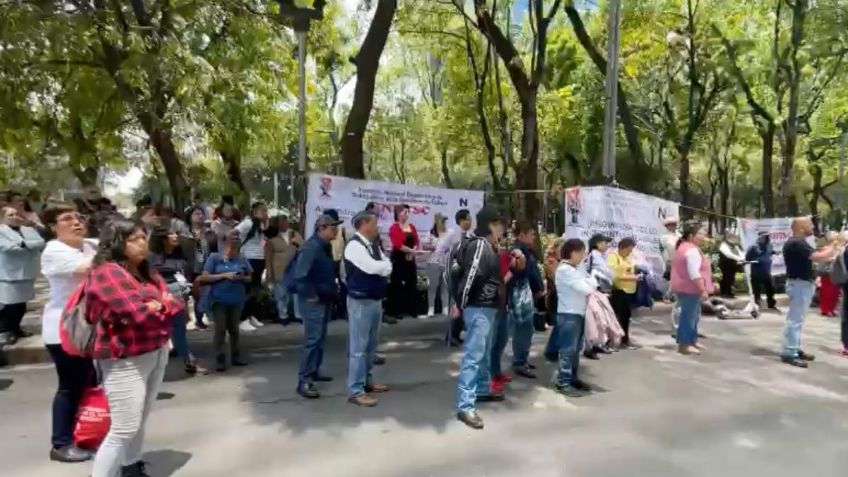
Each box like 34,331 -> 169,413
323,208 -> 343,223
474,206 -> 504,236
315,214 -> 342,229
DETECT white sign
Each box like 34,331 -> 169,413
305,173 -> 485,249
564,186 -> 679,276
737,217 -> 795,276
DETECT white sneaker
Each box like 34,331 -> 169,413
427,307 -> 435,317
239,320 -> 257,332
248,316 -> 264,328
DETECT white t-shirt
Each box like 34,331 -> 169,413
235,218 -> 264,260
40,239 -> 97,345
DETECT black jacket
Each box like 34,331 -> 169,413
454,236 -> 502,309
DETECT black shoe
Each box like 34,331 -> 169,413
513,366 -> 537,379
297,383 -> 321,399
373,354 -> 386,366
583,349 -> 600,360
798,350 -> 816,362
216,354 -> 226,372
49,445 -> 92,463
571,379 -> 592,392
314,374 -> 333,382
232,358 -> 248,367
476,392 -> 505,403
122,461 -> 151,477
527,362 -> 537,370
447,337 -> 462,347
456,410 -> 484,429
697,333 -> 707,339
544,351 -> 559,363
781,356 -> 808,368
555,385 -> 590,398
195,321 -> 209,330
595,345 -> 612,354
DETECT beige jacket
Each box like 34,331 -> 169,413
265,230 -> 304,282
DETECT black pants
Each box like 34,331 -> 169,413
719,264 -> 737,297
331,261 -> 348,320
0,302 -> 27,333
841,285 -> 848,349
45,344 -> 95,449
751,273 -> 776,308
241,258 -> 266,321
387,255 -> 418,317
611,289 -> 634,342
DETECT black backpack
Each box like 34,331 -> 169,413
447,236 -> 485,309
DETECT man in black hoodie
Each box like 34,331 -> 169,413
453,206 -> 507,430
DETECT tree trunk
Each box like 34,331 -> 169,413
340,0 -> 398,178
516,93 -> 540,220
779,0 -> 807,217
219,150 -> 248,196
440,147 -> 454,188
679,146 -> 691,217
149,128 -> 189,211
761,124 -> 776,217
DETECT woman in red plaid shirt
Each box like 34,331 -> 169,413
87,218 -> 183,477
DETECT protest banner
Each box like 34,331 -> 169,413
564,186 -> 680,276
305,173 -> 485,251
737,217 -> 795,276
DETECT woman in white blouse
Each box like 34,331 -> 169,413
40,204 -> 97,463
423,214 -> 449,317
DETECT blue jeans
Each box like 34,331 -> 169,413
297,297 -> 329,387
782,279 -> 815,358
346,298 -> 382,397
274,281 -> 300,321
545,321 -> 560,358
171,310 -> 192,360
555,313 -> 585,387
510,306 -> 535,368
675,293 -> 701,346
456,307 -> 496,412
489,309 -> 509,377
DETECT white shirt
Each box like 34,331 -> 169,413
40,239 -> 97,345
719,242 -> 744,262
555,261 -> 599,315
684,247 -> 703,280
235,218 -> 265,260
344,232 -> 392,278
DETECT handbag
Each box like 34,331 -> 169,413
73,386 -> 111,450
59,277 -> 95,357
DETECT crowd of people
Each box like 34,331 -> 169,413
0,186 -> 846,474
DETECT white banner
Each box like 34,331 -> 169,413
564,186 -> 680,276
737,217 -> 795,276
305,173 -> 485,250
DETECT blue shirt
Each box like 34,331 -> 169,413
203,253 -> 253,306
293,235 -> 337,302
746,243 -> 774,276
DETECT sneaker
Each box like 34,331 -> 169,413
297,383 -> 321,399
490,379 -> 504,394
373,354 -> 386,366
49,445 -> 92,463
513,366 -> 537,379
493,373 -> 512,383
554,385 -> 589,398
457,410 -> 484,429
239,320 -> 257,332
571,379 -> 592,392
781,356 -> 808,368
427,307 -> 435,317
248,316 -> 264,328
348,394 -> 378,407
798,350 -> 815,362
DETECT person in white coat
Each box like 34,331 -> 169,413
0,205 -> 45,343
553,239 -> 598,398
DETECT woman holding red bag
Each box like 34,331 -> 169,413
40,204 -> 97,463
87,219 -> 184,477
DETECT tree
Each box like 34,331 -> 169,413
341,0 -> 399,178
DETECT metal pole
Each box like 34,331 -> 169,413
296,30 -> 307,173
601,0 -> 622,181
273,171 -> 279,210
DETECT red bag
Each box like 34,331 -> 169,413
73,386 -> 111,450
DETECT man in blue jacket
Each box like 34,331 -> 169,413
509,222 -> 544,379
745,232 -> 778,311
294,214 -> 341,399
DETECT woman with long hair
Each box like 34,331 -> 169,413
235,201 -> 269,330
387,204 -> 420,319
0,205 -> 45,343
186,206 -> 215,328
149,222 -> 207,376
197,230 -> 253,371
670,221 -> 713,355
265,215 -> 303,325
40,204 -> 96,464
608,237 -> 639,348
87,218 -> 183,477
424,213 -> 449,317
211,200 -> 239,253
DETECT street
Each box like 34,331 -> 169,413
2,308 -> 848,477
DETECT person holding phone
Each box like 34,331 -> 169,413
198,230 -> 253,371
608,237 -> 639,348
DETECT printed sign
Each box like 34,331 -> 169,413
737,217 -> 796,276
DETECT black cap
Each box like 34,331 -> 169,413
474,206 -> 503,237
323,208 -> 342,223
